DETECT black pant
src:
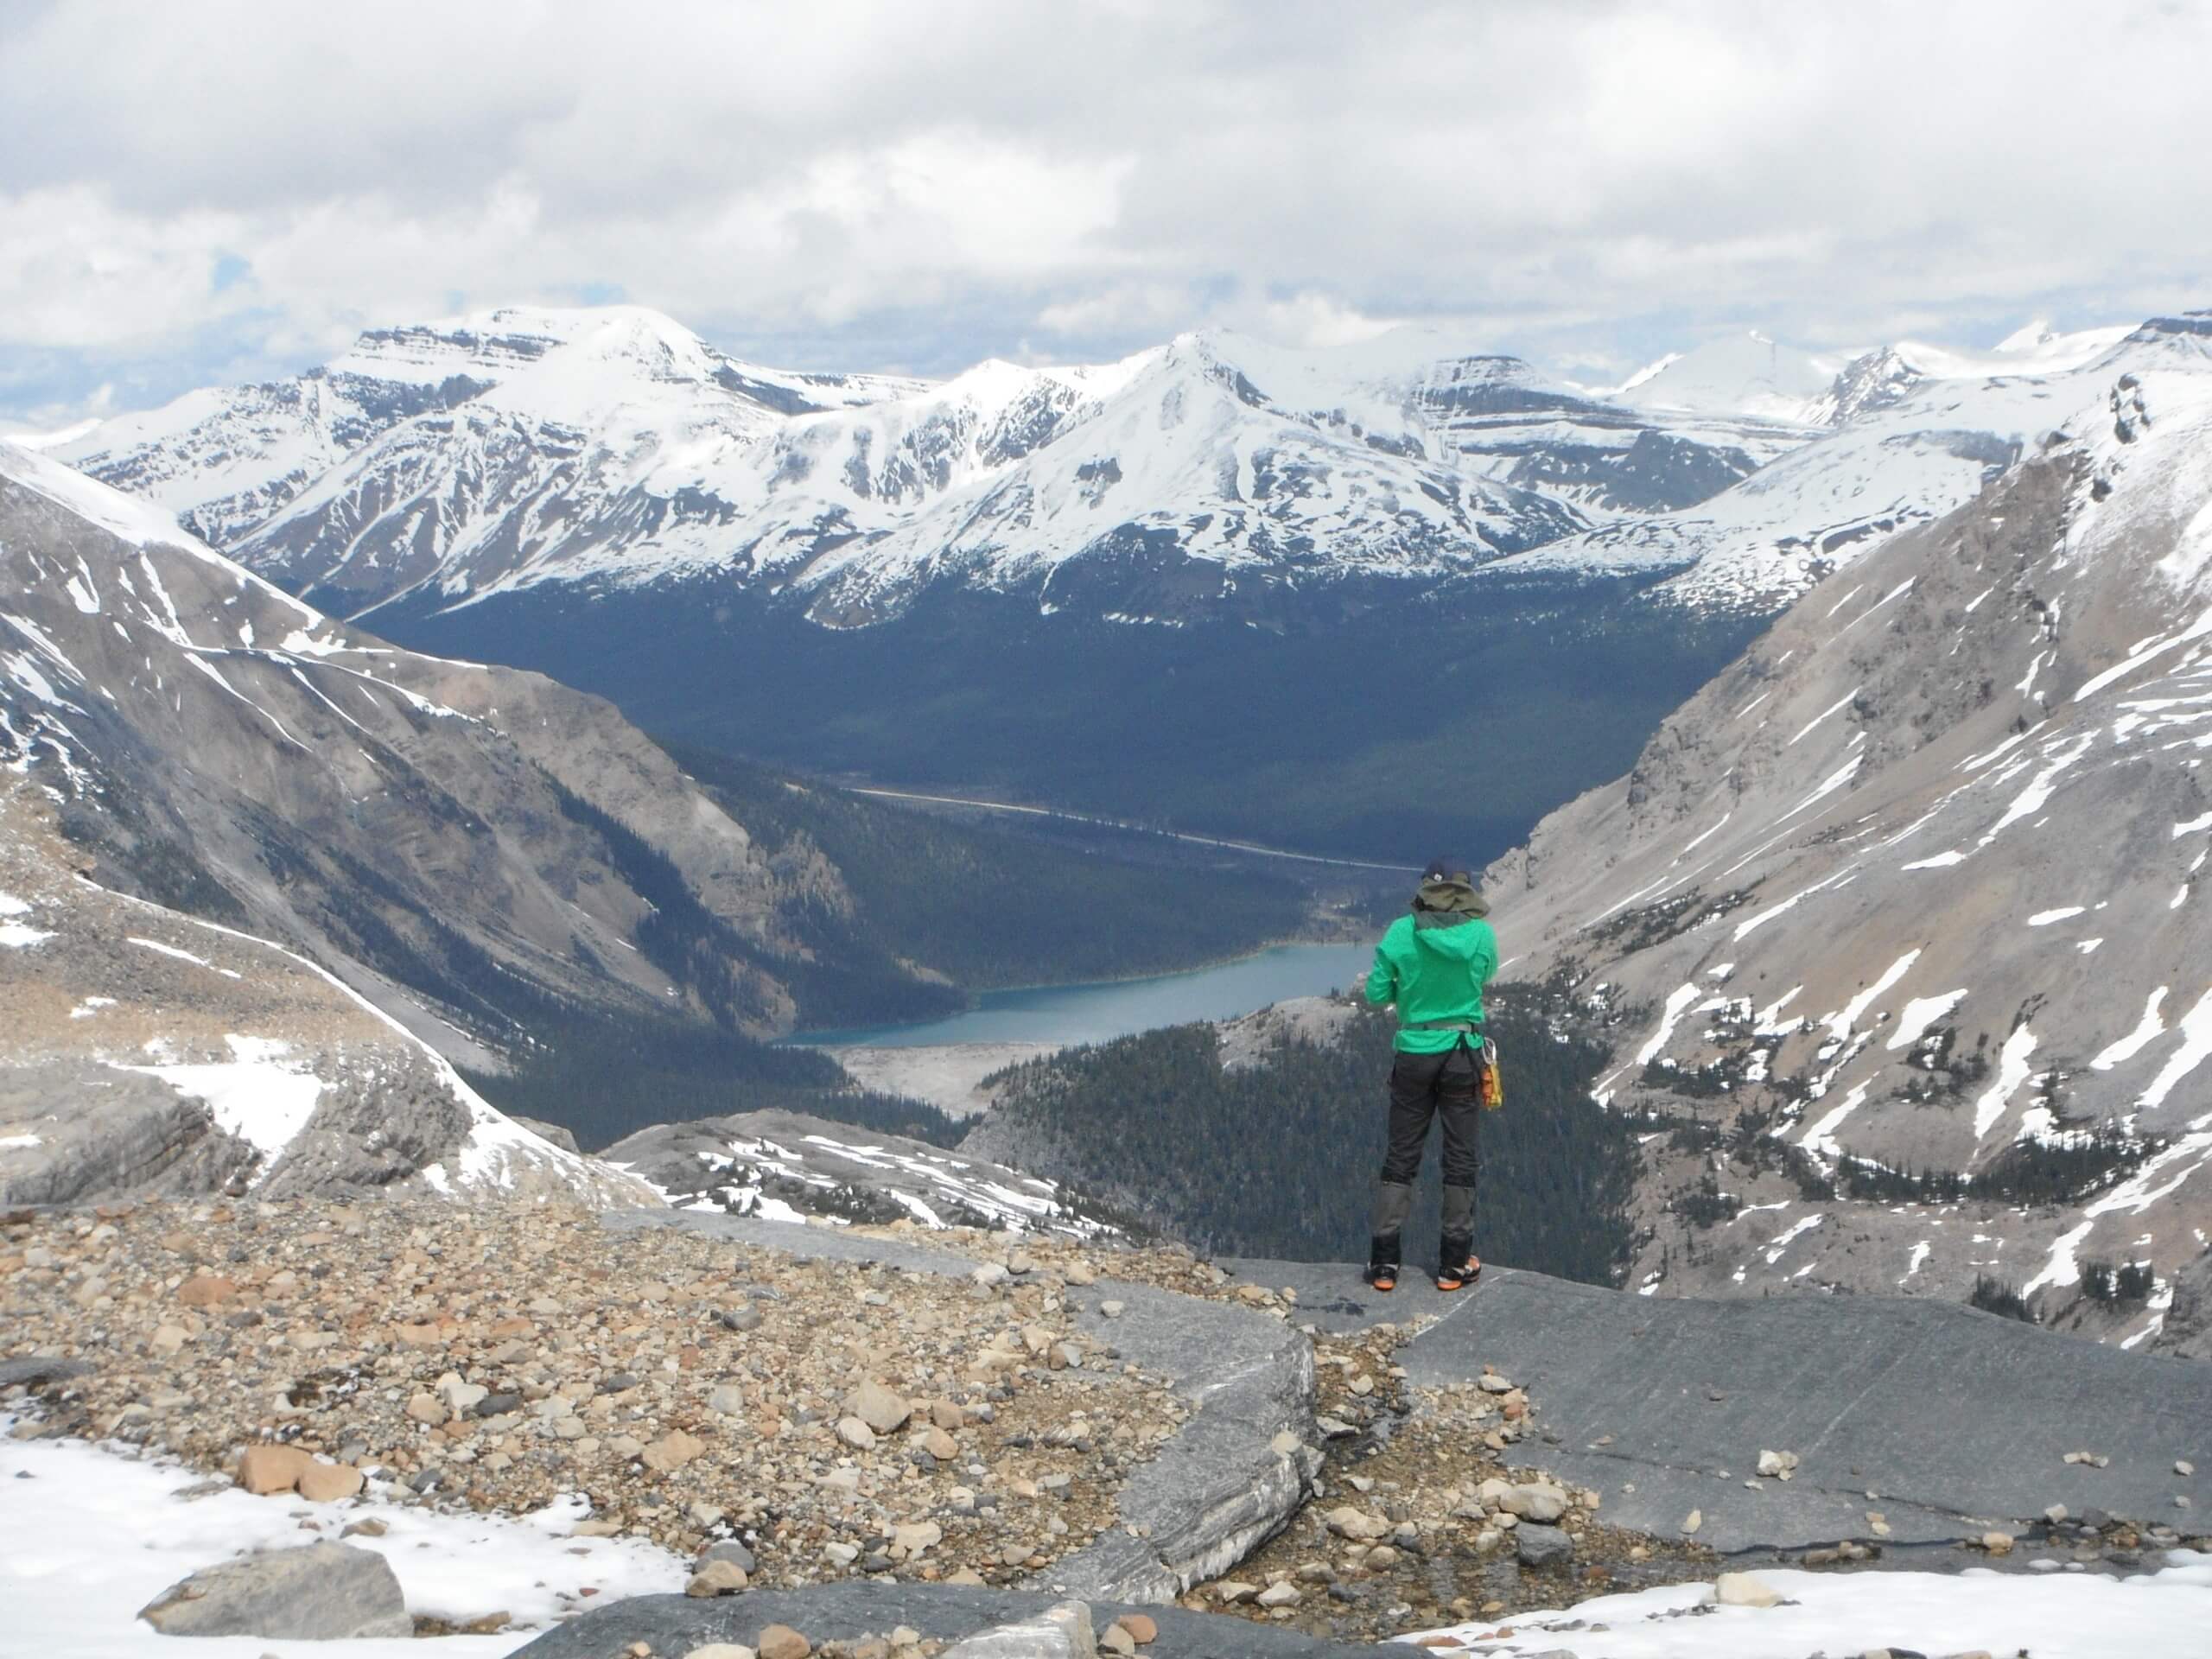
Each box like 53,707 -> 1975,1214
1370,1046 -> 1481,1259
1382,1046 -> 1482,1188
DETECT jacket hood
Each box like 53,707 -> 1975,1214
1413,878 -> 1490,917
1411,908 -> 1491,958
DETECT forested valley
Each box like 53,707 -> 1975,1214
979,988 -> 1639,1283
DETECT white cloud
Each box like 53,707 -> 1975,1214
1,0 -> 2207,416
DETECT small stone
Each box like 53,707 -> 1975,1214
1476,1374 -> 1515,1394
1256,1582 -> 1302,1608
1113,1614 -> 1157,1644
684,1647 -> 758,1659
686,1560 -> 750,1597
697,1541 -> 757,1574
1515,1523 -> 1573,1568
969,1264 -> 1010,1290
1099,1300 -> 1125,1319
757,1626 -> 811,1659
1064,1262 -> 1096,1286
296,1462 -> 364,1503
1982,1530 -> 2014,1555
1325,1506 -> 1391,1541
236,1445 -> 313,1496
1101,1624 -> 1137,1656
892,1521 -> 942,1556
1713,1571 -> 1781,1608
836,1417 -> 877,1451
176,1274 -> 238,1307
923,1427 -> 958,1460
2044,1504 -> 2069,1524
709,1384 -> 747,1416
1363,1545 -> 1398,1569
2179,1460 -> 2196,1477
1212,1581 -> 1258,1604
405,1392 -> 446,1426
1756,1449 -> 1800,1480
845,1379 -> 912,1435
1681,1510 -> 1702,1535
643,1430 -> 705,1472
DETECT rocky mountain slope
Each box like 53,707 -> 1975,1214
0,437 -> 989,1200
0,788 -> 647,1207
1481,312 -> 2212,1352
600,1107 -> 1131,1238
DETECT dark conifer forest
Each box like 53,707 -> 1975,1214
984,989 -> 1639,1282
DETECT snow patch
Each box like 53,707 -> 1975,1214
118,1036 -> 324,1166
0,1430 -> 688,1659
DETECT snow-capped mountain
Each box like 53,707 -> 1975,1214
1493,314 -> 2212,612
1610,330 -> 1849,425
1482,321 -> 2212,1353
59,302 -> 2168,635
57,305 -> 1806,628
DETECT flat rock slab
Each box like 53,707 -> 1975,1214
607,1211 -> 1316,1599
509,1584 -> 1392,1658
1227,1260 -> 2212,1552
137,1541 -> 411,1639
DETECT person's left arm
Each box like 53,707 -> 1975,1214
1363,929 -> 1399,1006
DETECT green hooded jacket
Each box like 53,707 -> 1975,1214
1364,882 -> 1499,1054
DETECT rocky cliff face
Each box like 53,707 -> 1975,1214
0,438 -> 924,1053
1483,325 -> 2212,1353
0,436 -> 944,1204
0,790 -> 652,1207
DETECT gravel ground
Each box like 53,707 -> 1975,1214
1,1198 -> 1192,1592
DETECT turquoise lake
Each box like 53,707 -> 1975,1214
802,941 -> 1373,1049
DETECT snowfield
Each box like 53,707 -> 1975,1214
1404,1557 -> 2212,1659
1,1429 -> 686,1659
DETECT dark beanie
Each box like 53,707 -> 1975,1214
1422,855 -> 1473,887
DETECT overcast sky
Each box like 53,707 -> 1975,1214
3,0 -> 2208,429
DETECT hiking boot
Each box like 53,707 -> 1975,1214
1436,1246 -> 1481,1293
1364,1236 -> 1401,1293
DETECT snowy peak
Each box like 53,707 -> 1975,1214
1803,346 -> 1927,427
59,302 -> 2179,631
1615,330 -> 1842,424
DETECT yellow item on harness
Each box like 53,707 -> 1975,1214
1478,1038 -> 1504,1110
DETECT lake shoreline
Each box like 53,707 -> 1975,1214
791,938 -> 1375,1052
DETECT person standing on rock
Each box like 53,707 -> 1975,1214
1362,855 -> 1498,1293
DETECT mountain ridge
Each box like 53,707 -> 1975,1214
1477,334 -> 2212,1352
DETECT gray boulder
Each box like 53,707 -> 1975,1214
0,1355 -> 95,1389
1514,1524 -> 1574,1569
137,1541 -> 411,1638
